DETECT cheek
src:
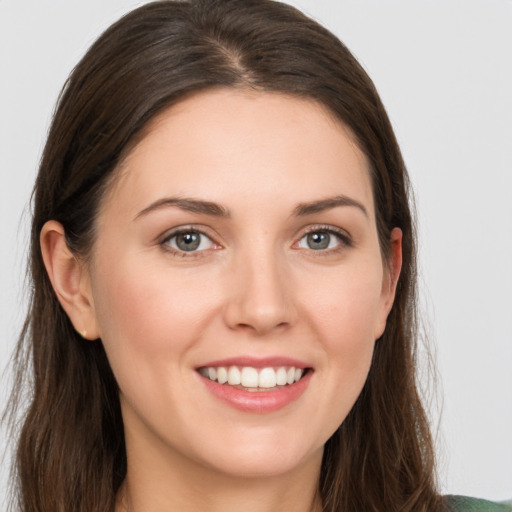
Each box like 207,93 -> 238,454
90,252 -> 221,369
89,254 -> 227,435
303,261 -> 385,346
299,261 -> 383,415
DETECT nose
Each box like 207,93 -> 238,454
223,247 -> 296,336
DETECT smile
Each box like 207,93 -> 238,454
198,365 -> 306,390
196,358 -> 313,413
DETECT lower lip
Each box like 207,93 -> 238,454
199,371 -> 312,413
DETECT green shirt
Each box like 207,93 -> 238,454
445,496 -> 512,511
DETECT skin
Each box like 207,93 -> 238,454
41,89 -> 402,512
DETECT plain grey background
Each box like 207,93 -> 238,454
1,0 -> 511,506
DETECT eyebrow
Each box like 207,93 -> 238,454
134,194 -> 368,220
294,195 -> 368,218
135,197 -> 230,220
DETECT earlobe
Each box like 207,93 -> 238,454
40,220 -> 99,340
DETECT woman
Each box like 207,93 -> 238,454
5,0 -> 510,511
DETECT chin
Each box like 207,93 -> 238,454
206,448 -> 322,480
188,427 -> 325,479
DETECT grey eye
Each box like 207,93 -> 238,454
298,231 -> 342,251
166,231 -> 214,252
176,232 -> 200,251
307,232 -> 330,250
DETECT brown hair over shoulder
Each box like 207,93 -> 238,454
6,1 -> 443,511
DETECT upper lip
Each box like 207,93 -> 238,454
196,356 -> 311,369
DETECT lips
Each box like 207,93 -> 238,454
196,357 -> 312,412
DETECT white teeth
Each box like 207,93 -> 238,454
227,366 -> 241,385
200,365 -> 307,389
241,367 -> 259,387
259,367 -> 277,388
217,366 -> 228,384
276,367 -> 287,386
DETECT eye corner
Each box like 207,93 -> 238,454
295,225 -> 353,253
159,226 -> 222,257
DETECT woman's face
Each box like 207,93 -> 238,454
84,89 -> 400,479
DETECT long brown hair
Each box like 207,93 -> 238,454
6,1 -> 443,510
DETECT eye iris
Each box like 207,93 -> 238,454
307,232 -> 330,250
176,232 -> 201,251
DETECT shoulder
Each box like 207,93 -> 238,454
444,495 -> 512,512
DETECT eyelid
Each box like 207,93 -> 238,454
300,224 -> 351,240
159,225 -> 222,256
157,223 -> 352,256
294,224 -> 353,251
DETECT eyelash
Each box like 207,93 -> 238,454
160,226 -> 218,258
159,224 -> 352,258
297,225 -> 353,254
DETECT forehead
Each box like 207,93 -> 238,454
105,89 -> 374,218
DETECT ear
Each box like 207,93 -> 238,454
375,227 -> 403,339
40,220 -> 99,340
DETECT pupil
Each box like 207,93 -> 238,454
307,232 -> 329,250
177,232 -> 200,251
